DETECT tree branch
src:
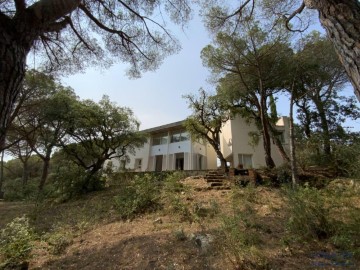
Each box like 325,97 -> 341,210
283,2 -> 307,32
14,0 -> 26,13
27,0 -> 81,24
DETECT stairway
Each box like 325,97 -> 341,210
204,170 -> 230,190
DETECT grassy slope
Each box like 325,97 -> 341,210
0,177 -> 359,270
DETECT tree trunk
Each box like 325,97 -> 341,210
268,124 -> 290,163
0,30 -> 28,151
82,159 -> 105,192
39,157 -> 50,191
216,149 -> 229,172
0,0 -> 81,151
22,159 -> 29,187
306,0 -> 360,101
289,94 -> 299,187
313,100 -> 331,156
260,97 -> 276,169
0,150 -> 4,198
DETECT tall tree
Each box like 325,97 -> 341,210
60,96 -> 147,191
183,88 -> 231,172
17,88 -> 77,191
294,32 -> 359,156
0,0 -> 191,151
201,22 -> 292,168
199,0 -> 360,101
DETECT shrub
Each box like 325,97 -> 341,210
331,205 -> 360,258
173,228 -> 187,241
0,216 -> 34,269
50,161 -> 105,201
3,178 -> 39,201
113,173 -> 161,219
44,229 -> 74,255
285,186 -> 334,242
331,142 -> 360,178
216,213 -> 265,270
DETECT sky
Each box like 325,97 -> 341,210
60,9 -> 360,132
61,12 -> 212,130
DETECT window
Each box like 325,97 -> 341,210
277,131 -> 285,143
238,154 -> 253,169
134,159 -> 142,170
152,133 -> 168,145
120,160 -> 126,170
171,131 -> 189,143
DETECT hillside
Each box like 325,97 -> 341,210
0,174 -> 359,269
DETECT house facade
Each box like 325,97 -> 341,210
111,116 -> 290,171
111,121 -> 218,171
221,115 -> 290,169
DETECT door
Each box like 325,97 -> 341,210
175,153 -> 184,170
155,155 -> 163,171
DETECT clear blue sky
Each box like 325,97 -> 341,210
60,10 -> 359,132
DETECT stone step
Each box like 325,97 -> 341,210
205,176 -> 225,180
206,179 -> 223,183
212,186 -> 231,190
209,182 -> 223,187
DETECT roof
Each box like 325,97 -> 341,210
141,120 -> 186,134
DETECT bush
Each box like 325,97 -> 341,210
331,142 -> 360,178
331,208 -> 360,258
43,229 -> 74,255
217,213 -> 265,270
50,161 -> 105,201
113,173 -> 161,219
0,216 -> 34,269
3,178 -> 39,201
285,186 -> 334,241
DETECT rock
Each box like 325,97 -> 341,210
192,233 -> 214,253
153,218 -> 163,224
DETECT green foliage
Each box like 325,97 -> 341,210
3,178 -> 39,201
248,131 -> 260,149
331,138 -> 360,178
284,182 -> 360,258
50,160 -> 105,202
285,186 -> 334,241
217,212 -> 265,269
162,172 -> 194,222
113,173 -> 161,220
44,229 -> 73,255
193,200 -> 220,219
183,88 -> 230,170
0,216 -> 34,268
296,134 -> 360,178
163,171 -> 187,193
331,207 -> 360,258
172,228 -> 187,241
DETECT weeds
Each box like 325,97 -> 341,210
113,173 -> 161,220
173,227 -> 187,241
216,212 -> 265,270
0,216 -> 34,269
285,186 -> 334,241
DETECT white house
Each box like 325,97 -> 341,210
221,115 -> 290,169
111,120 -> 218,171
111,116 -> 290,171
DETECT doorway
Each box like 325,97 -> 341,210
155,155 -> 163,171
175,153 -> 184,170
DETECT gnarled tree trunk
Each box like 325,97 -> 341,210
305,0 -> 360,100
0,0 -> 81,151
0,29 -> 28,151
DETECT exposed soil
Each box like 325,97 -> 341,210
1,176 -> 359,270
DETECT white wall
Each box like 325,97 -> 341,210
227,115 -> 289,168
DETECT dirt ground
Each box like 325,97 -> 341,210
1,177 -> 359,270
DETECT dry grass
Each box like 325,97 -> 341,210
0,176 -> 359,269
